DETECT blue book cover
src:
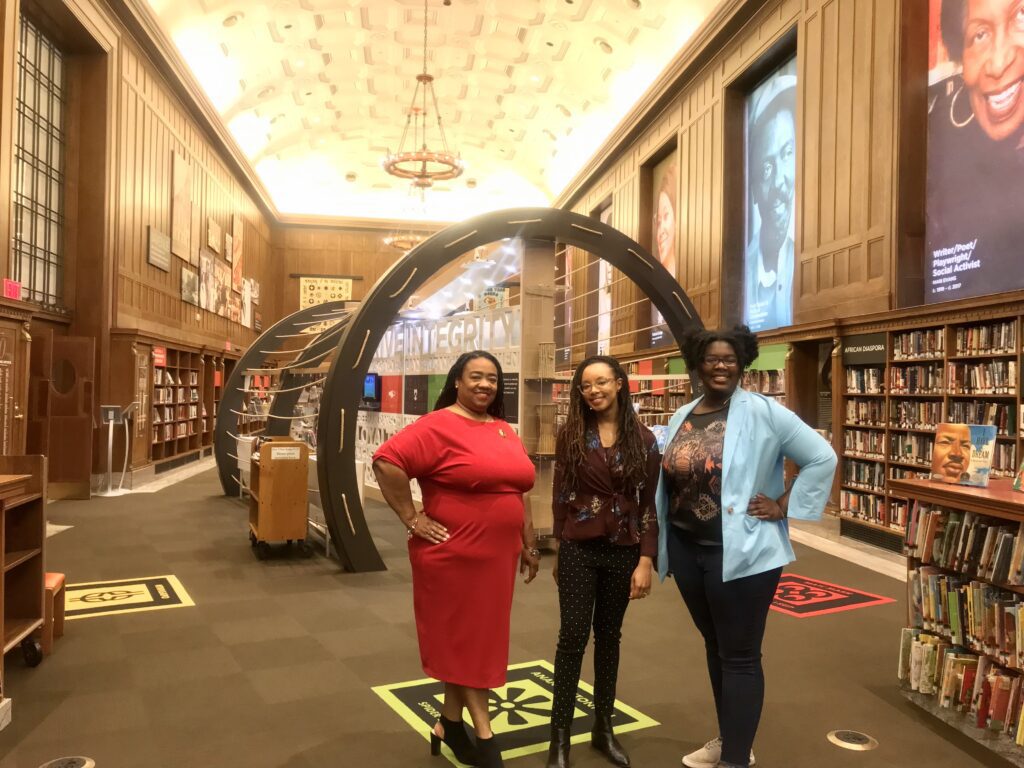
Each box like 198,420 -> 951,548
930,423 -> 997,488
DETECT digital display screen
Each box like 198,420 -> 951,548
363,374 -> 378,400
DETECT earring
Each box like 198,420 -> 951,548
950,84 -> 975,128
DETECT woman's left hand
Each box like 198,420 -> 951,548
520,547 -> 540,584
629,558 -> 653,600
747,493 -> 785,521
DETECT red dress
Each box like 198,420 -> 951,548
373,409 -> 536,688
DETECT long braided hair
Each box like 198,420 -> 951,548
557,356 -> 648,494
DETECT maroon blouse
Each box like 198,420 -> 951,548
552,426 -> 661,558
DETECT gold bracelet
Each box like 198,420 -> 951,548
406,514 -> 421,533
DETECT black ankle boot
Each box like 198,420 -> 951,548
475,734 -> 504,768
591,715 -> 630,768
545,727 -> 570,768
430,714 -> 479,765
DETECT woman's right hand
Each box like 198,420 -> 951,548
409,514 -> 449,544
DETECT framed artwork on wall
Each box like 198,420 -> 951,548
199,248 -> 215,311
215,259 -> 231,317
224,232 -> 233,265
170,151 -> 191,258
207,218 -> 222,254
189,202 -> 201,265
181,266 -> 199,305
232,214 -> 244,293
147,227 -> 171,272
299,276 -> 352,308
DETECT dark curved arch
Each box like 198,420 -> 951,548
317,207 -> 705,572
215,300 -> 350,496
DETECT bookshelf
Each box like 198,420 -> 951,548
893,477 -> 1024,766
836,315 -> 1022,551
150,348 -> 204,463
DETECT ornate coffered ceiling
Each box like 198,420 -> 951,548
144,0 -> 719,223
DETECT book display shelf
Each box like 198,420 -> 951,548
837,315 -> 1021,551
894,477 -> 1024,767
151,349 -> 204,462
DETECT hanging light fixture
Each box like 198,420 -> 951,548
381,0 -> 464,188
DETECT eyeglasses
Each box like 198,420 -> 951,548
701,355 -> 738,368
578,378 -> 616,393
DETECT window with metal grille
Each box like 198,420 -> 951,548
11,16 -> 65,308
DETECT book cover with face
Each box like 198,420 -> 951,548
930,422 -> 997,488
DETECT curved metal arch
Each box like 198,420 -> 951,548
215,301 -> 350,496
317,207 -> 705,573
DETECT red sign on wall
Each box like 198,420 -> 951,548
152,346 -> 167,367
214,370 -> 223,388
2,279 -> 21,300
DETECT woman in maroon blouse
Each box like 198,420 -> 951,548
373,351 -> 538,768
546,356 -> 661,768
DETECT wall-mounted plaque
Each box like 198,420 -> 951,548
299,276 -> 353,308
148,227 -> 171,272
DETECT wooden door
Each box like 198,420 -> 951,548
0,319 -> 30,455
29,331 -> 95,498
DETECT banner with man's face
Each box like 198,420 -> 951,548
743,56 -> 797,333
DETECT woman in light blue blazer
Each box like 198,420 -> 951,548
658,325 -> 836,768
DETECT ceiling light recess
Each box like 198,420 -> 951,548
381,0 -> 463,189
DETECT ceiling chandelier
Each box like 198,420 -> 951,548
381,0 -> 464,188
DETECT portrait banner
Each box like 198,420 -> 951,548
170,152 -> 191,258
232,214 -> 244,293
649,151 -> 678,349
925,0 -> 1024,303
743,56 -> 797,333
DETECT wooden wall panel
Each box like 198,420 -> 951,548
563,0 -> 912,336
112,35 -> 276,345
272,227 -> 404,319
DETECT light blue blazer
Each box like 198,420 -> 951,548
656,388 -> 837,582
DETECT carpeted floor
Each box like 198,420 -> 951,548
0,468 -> 1011,767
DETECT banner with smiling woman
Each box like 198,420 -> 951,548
926,0 -> 1024,303
743,56 -> 796,333
649,151 -> 678,349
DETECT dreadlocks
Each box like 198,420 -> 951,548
556,355 -> 649,495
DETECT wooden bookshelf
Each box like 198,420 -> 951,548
894,478 -> 1024,765
835,315 -> 1022,548
150,347 -> 204,463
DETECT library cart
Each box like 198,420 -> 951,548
247,437 -> 313,559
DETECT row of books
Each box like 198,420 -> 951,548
890,400 -> 942,431
899,631 -> 1024,743
953,321 -> 1017,356
151,422 -> 196,443
891,466 -> 931,481
909,567 -> 1022,649
845,399 -> 885,426
154,387 -> 199,405
154,369 -> 199,386
741,369 -> 784,395
843,428 -> 885,458
839,489 -> 888,526
890,433 -> 934,466
893,329 -> 945,360
843,459 -> 885,492
947,401 -> 1014,436
846,367 -> 884,394
948,361 -> 1017,395
151,405 -> 205,424
905,503 -> 1024,586
890,364 -> 944,394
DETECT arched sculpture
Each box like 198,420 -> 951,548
317,207 -> 705,572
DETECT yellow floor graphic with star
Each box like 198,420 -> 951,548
373,660 -> 658,765
65,575 -> 194,620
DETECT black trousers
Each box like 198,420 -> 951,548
550,538 -> 639,729
667,526 -> 781,767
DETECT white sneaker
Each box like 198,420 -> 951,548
681,737 -> 755,768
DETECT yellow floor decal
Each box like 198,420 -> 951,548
65,575 -> 194,620
372,660 -> 659,765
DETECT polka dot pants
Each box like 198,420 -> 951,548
550,538 -> 639,729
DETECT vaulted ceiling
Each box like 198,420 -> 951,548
144,0 -> 720,223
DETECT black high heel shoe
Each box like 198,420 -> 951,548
430,714 -> 479,765
475,734 -> 504,768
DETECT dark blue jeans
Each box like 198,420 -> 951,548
667,526 -> 781,766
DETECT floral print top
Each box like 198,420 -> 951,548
552,425 -> 661,558
662,408 -> 727,545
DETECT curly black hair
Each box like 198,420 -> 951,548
433,350 -> 506,419
556,355 -> 649,495
680,324 -> 760,373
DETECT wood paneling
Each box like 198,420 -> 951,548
113,34 -> 276,343
272,227 -> 405,318
563,0 -> 916,342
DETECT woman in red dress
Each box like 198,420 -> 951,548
373,350 -> 539,768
